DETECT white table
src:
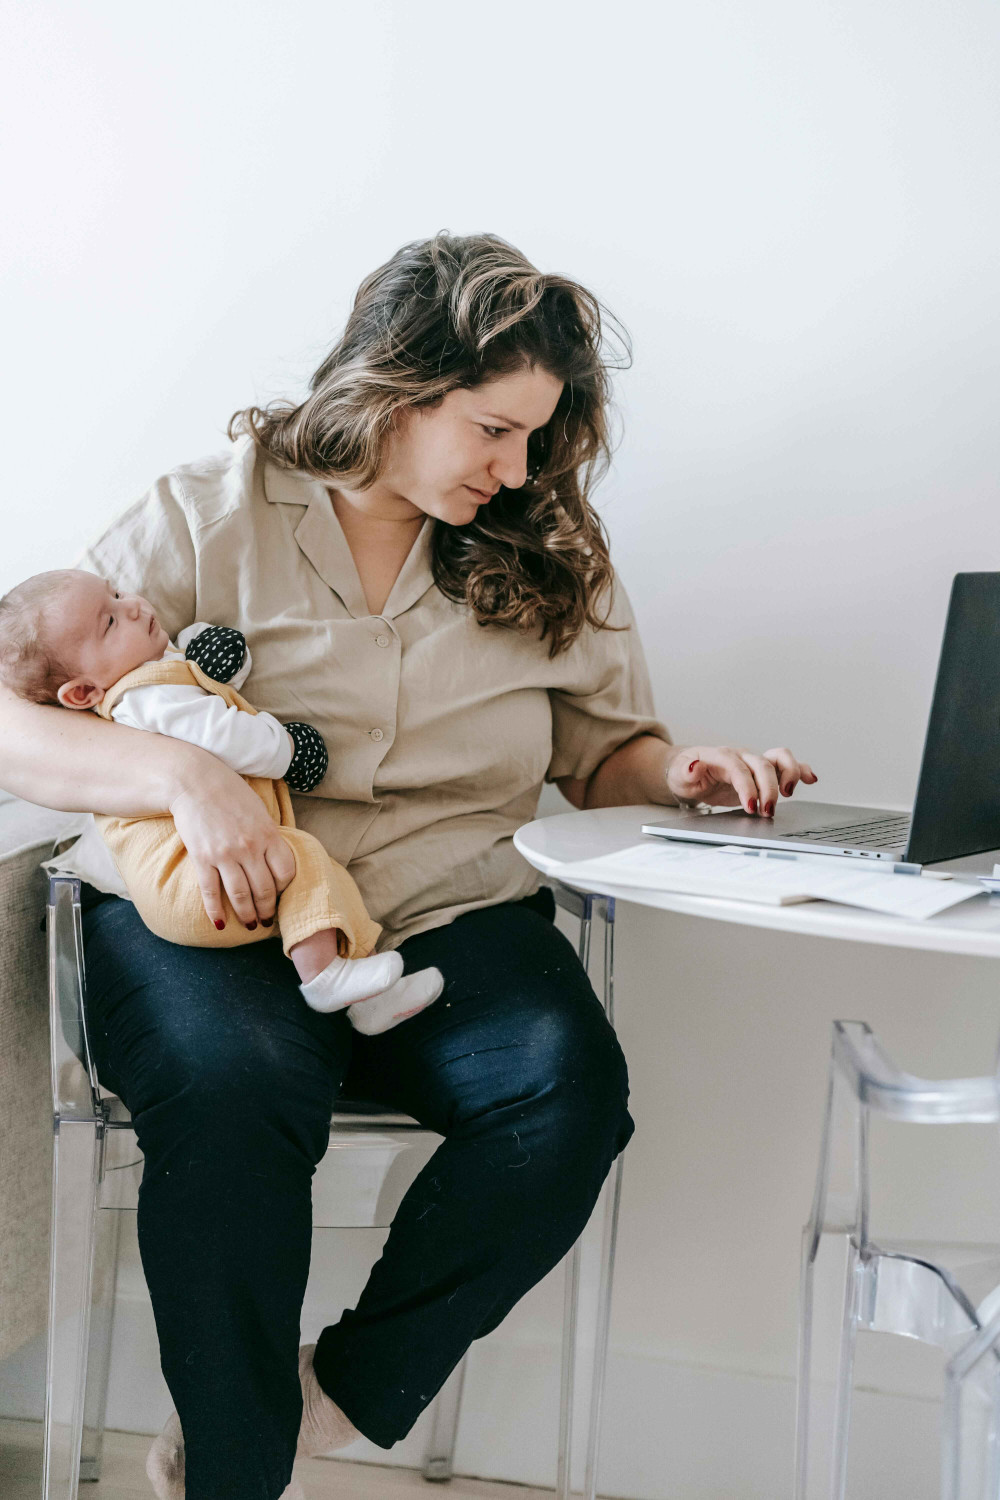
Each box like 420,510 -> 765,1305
515,803 -> 1000,959
515,803 -> 1000,1498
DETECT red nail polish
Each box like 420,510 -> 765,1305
783,783 -> 793,796
214,919 -> 225,930
748,798 -> 757,814
688,759 -> 699,773
765,801 -> 775,817
245,920 -> 257,931
262,916 -> 274,927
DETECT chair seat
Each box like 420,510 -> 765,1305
100,1084 -> 422,1130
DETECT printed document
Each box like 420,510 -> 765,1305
551,843 -> 981,920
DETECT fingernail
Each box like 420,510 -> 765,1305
748,798 -> 757,814
245,920 -> 257,931
764,801 -> 775,817
214,919 -> 226,930
783,783 -> 793,796
261,916 -> 274,927
689,759 -> 699,773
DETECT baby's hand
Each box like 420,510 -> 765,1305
184,626 -> 247,684
284,721 -> 329,792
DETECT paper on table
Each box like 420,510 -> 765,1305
551,843 -> 982,920
551,844 -> 812,906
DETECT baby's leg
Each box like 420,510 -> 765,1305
289,927 -> 345,982
292,928 -> 403,1013
97,815 -> 275,951
278,830 -> 440,1020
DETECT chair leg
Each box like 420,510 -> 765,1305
941,1306 -> 1000,1500
422,1352 -> 468,1481
557,894 -> 619,1500
794,1230 -> 860,1500
583,1150 -> 625,1500
43,1117 -> 104,1500
79,1207 -> 122,1481
557,1240 -> 582,1500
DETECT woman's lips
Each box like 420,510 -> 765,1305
465,486 -> 492,502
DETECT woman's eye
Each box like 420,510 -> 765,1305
481,425 -> 508,439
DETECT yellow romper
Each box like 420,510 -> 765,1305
93,655 -> 382,960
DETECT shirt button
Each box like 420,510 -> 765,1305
375,634 -> 391,648
369,728 -> 384,742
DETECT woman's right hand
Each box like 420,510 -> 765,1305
168,761 -> 297,929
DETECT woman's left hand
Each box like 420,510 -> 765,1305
665,745 -> 818,816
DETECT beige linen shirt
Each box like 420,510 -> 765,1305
73,436 -> 671,948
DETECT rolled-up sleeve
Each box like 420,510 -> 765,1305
546,577 -> 672,783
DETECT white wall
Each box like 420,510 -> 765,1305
4,3 -> 1000,1496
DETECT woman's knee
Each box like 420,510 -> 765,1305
504,984 -> 635,1152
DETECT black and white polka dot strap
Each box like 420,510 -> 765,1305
184,626 -> 247,684
283,721 -> 329,793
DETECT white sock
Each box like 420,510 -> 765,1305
347,966 -> 445,1035
299,950 -> 404,1013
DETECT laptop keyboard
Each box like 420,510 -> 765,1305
779,816 -> 912,850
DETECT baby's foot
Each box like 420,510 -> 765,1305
299,951 -> 404,1013
347,967 -> 444,1035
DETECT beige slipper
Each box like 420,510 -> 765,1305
145,1409 -> 184,1500
295,1343 -> 361,1458
145,1407 -> 305,1499
145,1345 -> 357,1497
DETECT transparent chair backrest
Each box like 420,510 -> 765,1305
48,875 -> 102,1123
807,1019 -> 1000,1264
832,1020 -> 1000,1124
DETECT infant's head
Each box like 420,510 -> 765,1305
0,569 -> 169,707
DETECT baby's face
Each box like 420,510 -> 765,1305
53,571 -> 170,709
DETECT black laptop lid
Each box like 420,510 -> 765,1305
905,572 -> 1000,865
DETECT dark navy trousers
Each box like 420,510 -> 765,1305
80,883 -> 635,1500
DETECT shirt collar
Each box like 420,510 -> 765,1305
263,458 -> 436,621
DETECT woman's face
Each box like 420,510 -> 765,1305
374,364 -> 565,526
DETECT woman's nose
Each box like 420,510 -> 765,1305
491,444 -> 529,491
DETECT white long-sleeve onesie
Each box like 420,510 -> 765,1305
109,623 -> 294,780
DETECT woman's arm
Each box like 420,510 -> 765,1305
0,685 -> 296,926
558,732 -> 817,814
0,684 -> 198,814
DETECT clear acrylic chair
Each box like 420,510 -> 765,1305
796,1018 -> 1000,1500
43,874 -> 622,1500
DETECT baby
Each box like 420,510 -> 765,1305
0,569 -> 443,1034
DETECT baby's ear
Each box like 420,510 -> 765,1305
57,678 -> 104,711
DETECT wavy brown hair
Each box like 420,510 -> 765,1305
229,231 -> 632,655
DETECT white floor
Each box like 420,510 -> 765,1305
0,1420 -> 578,1500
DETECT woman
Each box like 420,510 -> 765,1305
1,231 -> 815,1500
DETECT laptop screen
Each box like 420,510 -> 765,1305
906,572 -> 1000,864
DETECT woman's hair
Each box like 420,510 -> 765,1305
229,231 -> 632,655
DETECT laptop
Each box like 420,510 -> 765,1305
642,573 -> 1000,872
